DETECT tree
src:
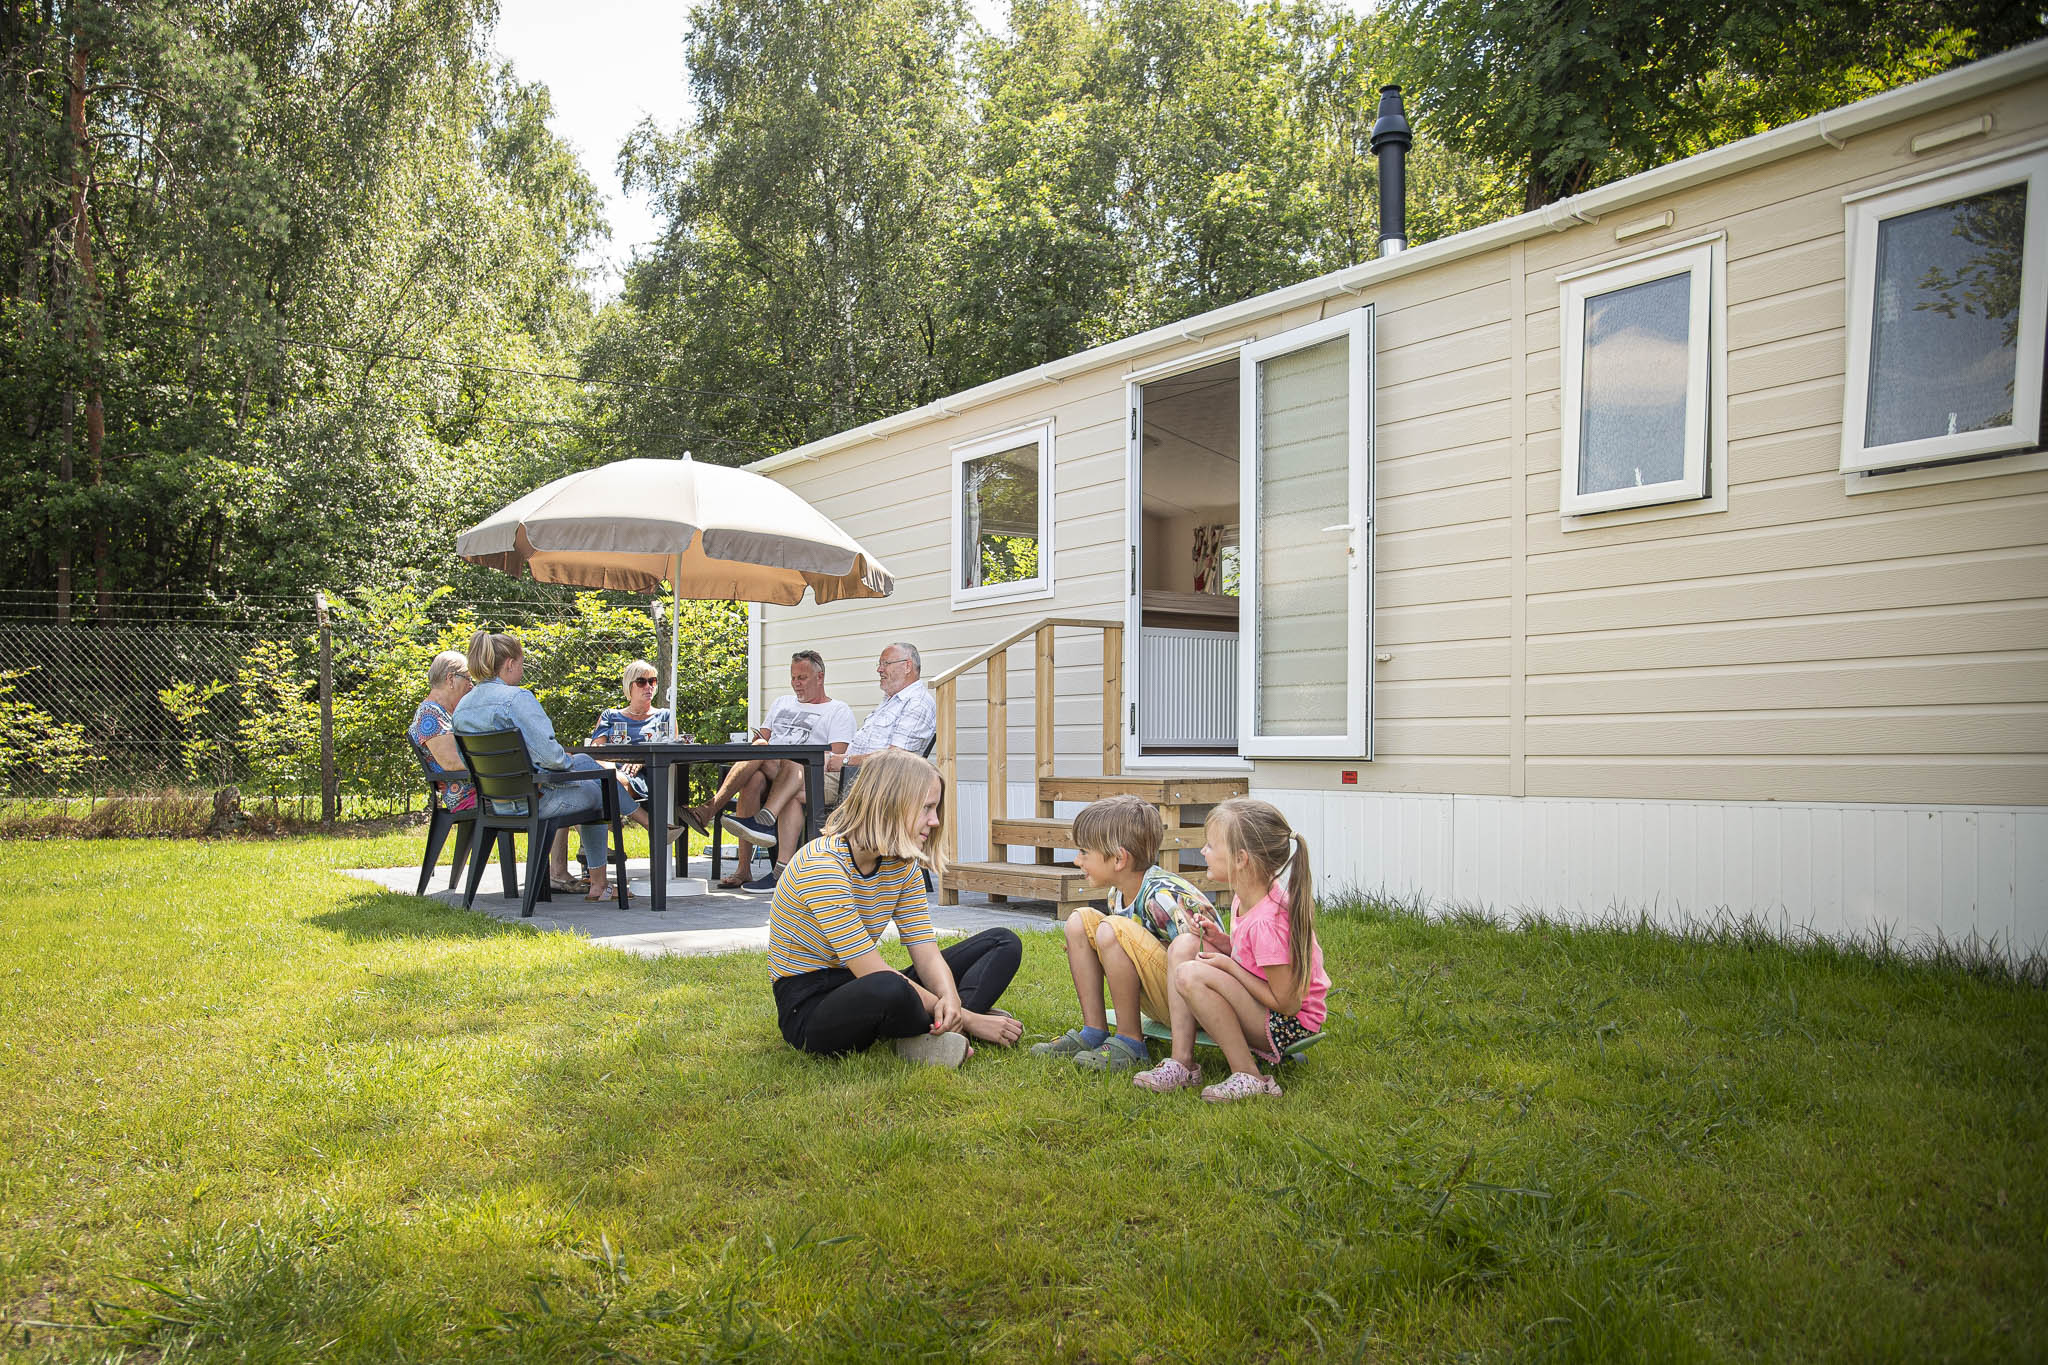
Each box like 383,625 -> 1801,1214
0,0 -> 610,609
1390,0 -> 2048,210
588,0 -> 973,465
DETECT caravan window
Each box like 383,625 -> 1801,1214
1841,148 -> 2047,475
1558,239 -> 1720,518
951,420 -> 1054,608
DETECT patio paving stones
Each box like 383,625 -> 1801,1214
341,856 -> 1061,959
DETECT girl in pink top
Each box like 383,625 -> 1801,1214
1133,797 -> 1331,1103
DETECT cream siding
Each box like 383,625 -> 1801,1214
759,61 -> 2048,843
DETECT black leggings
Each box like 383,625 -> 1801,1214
773,927 -> 1023,1056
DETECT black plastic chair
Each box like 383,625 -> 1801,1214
409,735 -> 480,895
454,728 -> 630,917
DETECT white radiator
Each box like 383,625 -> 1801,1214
1138,628 -> 1239,746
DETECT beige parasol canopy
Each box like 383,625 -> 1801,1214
456,455 -> 893,605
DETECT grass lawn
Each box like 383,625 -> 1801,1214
2,834 -> 2043,1362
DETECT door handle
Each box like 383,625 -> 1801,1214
1321,523 -> 1354,534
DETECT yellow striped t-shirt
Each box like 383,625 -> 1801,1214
768,836 -> 934,978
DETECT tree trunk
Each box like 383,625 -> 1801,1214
64,38 -> 108,618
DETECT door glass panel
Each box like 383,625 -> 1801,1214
1255,336 -> 1349,737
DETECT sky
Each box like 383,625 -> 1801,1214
489,1 -> 1373,293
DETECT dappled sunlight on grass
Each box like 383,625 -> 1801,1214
2,837 -> 2044,1360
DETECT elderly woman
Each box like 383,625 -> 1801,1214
767,749 -> 1024,1065
590,658 -> 700,843
453,629 -> 636,902
409,650 -> 475,813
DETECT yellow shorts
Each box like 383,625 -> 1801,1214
1070,906 -> 1173,1023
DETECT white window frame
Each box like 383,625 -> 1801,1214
1841,145 -> 2048,474
950,418 -> 1055,610
1236,307 -> 1374,761
1558,238 -> 1718,517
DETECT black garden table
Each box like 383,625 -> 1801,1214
568,740 -> 829,914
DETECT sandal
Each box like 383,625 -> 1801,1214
549,873 -> 589,894
1201,1071 -> 1283,1103
1131,1057 -> 1203,1092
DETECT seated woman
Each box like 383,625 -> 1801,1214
589,658 -> 698,847
409,650 -> 476,814
768,748 -> 1025,1065
454,629 -> 636,902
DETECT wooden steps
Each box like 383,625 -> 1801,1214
944,770 -> 1246,917
988,816 -> 1203,852
927,613 -> 1246,919
1036,776 -> 1248,805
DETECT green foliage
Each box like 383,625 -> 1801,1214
0,667 -> 100,796
0,0 -> 608,608
979,534 -> 1040,586
1389,0 -> 2047,209
237,639 -> 321,801
593,0 -> 1517,467
157,678 -> 231,784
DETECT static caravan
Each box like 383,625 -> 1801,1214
748,42 -> 2048,957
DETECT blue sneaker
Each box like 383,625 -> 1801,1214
743,865 -> 782,893
721,810 -> 778,847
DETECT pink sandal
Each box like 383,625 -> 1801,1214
1201,1071 -> 1282,1103
1131,1057 -> 1202,1092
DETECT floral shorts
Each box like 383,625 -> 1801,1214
1258,1011 -> 1316,1064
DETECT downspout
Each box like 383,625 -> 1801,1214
1371,85 -> 1412,257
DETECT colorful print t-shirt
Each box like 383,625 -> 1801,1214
409,698 -> 473,810
1109,865 -> 1214,946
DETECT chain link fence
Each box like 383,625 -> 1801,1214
0,589 -> 747,820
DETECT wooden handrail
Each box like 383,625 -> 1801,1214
930,614 -> 1124,902
926,617 -> 1123,689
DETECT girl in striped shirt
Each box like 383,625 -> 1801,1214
768,749 -> 1024,1065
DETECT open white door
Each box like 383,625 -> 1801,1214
1237,308 -> 1374,759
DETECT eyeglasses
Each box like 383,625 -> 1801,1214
631,677 -> 658,688
876,658 -> 910,674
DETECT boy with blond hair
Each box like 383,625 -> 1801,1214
1032,794 -> 1214,1071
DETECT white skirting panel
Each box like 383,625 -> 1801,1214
1251,786 -> 2048,961
950,781 -> 1069,865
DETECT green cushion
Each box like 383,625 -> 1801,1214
1106,1008 -> 1324,1059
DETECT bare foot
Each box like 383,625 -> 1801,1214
585,876 -> 610,902
961,1010 -> 1024,1047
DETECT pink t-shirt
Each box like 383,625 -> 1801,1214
1230,888 -> 1331,1031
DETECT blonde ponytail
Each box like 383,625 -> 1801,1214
466,629 -> 522,683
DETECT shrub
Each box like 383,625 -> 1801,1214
0,667 -> 101,797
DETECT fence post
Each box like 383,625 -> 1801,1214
316,590 -> 335,826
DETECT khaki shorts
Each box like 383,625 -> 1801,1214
819,766 -> 841,805
1070,906 -> 1172,1023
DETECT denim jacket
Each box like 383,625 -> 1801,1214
452,679 -> 571,772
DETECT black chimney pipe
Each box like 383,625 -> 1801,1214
1370,84 -> 1412,256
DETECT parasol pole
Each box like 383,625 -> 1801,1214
668,553 -> 682,725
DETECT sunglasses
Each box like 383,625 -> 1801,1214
631,677 -> 658,687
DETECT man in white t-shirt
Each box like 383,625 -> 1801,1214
695,650 -> 854,886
